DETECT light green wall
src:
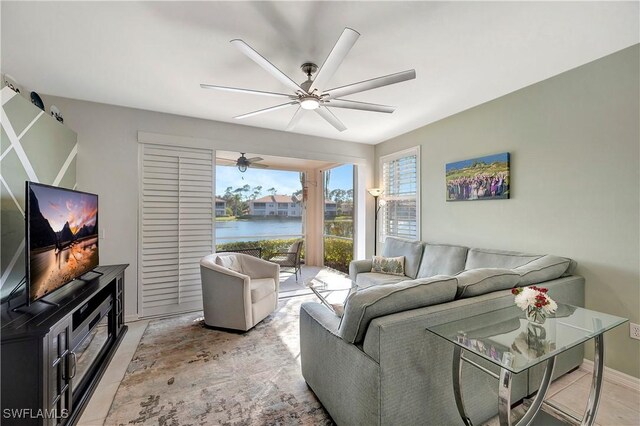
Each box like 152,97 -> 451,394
0,87 -> 77,299
375,45 -> 640,377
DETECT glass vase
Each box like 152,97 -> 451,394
526,307 -> 547,324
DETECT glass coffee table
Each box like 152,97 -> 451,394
426,304 -> 627,426
306,273 -> 357,316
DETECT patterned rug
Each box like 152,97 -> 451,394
105,296 -> 333,425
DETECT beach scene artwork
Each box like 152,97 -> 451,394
446,153 -> 510,201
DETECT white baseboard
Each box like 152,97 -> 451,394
580,359 -> 640,392
124,314 -> 140,323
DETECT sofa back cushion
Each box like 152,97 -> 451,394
417,243 -> 468,278
338,276 -> 457,344
513,255 -> 571,286
382,237 -> 424,279
455,268 -> 520,298
465,248 -> 541,270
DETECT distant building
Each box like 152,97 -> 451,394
339,201 -> 353,216
325,200 -> 337,217
249,195 -> 302,217
215,198 -> 227,216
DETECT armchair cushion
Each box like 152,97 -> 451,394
250,278 -> 276,302
215,254 -> 243,273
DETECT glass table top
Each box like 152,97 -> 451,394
427,304 -> 627,373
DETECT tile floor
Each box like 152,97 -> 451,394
79,318 -> 640,426
77,320 -> 149,426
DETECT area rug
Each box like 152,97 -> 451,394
105,296 -> 333,425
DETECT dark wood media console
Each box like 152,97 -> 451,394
1,264 -> 128,426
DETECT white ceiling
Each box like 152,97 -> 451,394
216,150 -> 337,172
1,1 -> 638,145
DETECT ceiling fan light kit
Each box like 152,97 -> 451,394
201,27 -> 416,132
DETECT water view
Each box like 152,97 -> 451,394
216,218 -> 302,243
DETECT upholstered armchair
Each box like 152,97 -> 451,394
200,253 -> 280,331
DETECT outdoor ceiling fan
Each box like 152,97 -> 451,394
201,27 -> 416,132
217,153 -> 268,173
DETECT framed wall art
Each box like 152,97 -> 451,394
446,153 -> 510,201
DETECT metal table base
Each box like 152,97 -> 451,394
452,334 -> 604,426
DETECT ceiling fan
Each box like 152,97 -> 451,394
201,27 -> 416,132
217,153 -> 268,173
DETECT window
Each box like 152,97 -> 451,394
380,146 -> 420,241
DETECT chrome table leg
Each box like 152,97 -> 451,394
498,352 -> 555,426
453,345 -> 473,426
582,334 -> 604,426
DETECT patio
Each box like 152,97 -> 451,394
278,265 -> 350,298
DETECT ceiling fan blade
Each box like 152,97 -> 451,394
231,39 -> 306,94
323,69 -> 416,99
215,158 -> 237,166
324,99 -> 395,113
200,84 -> 295,99
246,157 -> 264,162
234,101 -> 298,120
250,163 -> 269,169
309,27 -> 360,93
315,106 -> 347,132
286,107 -> 304,131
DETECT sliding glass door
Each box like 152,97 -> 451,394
322,164 -> 354,273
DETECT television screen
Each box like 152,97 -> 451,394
26,182 -> 99,303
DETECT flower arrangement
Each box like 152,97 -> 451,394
511,285 -> 557,324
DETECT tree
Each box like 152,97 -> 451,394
250,185 -> 263,200
267,187 -> 277,196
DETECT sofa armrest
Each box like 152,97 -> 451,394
300,302 -> 341,336
349,259 -> 373,281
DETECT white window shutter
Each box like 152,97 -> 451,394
380,147 -> 420,242
140,144 -> 213,317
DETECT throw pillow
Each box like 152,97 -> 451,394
215,254 -> 243,273
371,255 -> 405,276
455,268 -> 520,299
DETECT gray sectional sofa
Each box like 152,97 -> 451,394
300,237 -> 584,426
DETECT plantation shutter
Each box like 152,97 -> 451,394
140,144 -> 214,317
380,147 -> 420,241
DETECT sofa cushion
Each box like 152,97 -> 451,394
455,268 -> 520,299
338,276 -> 457,344
382,237 -> 424,279
215,254 -> 243,273
355,272 -> 406,288
465,248 -> 541,270
371,255 -> 405,276
513,255 -> 571,286
250,278 -> 275,302
417,243 -> 468,278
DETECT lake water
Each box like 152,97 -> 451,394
216,218 -> 302,243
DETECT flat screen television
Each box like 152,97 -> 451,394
26,182 -> 99,304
